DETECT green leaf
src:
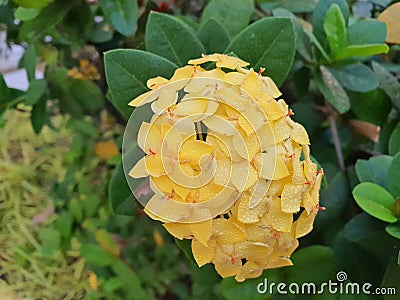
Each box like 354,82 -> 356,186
99,0 -> 138,36
355,155 -> 393,187
347,19 -> 387,45
324,4 -> 347,56
272,8 -> 312,62
380,120 -> 398,154
104,49 -> 177,119
389,123 -> 400,156
315,66 -> 350,113
280,0 -> 318,13
174,238 -> 196,267
0,74 -> 12,105
18,46 -> 36,82
89,20 -> 113,44
145,12 -> 205,67
201,0 -> 254,36
109,162 -> 135,215
226,17 -> 295,86
18,0 -> 75,40
80,243 -> 115,266
111,260 -> 146,298
386,152 -> 400,197
311,0 -> 349,51
30,98 -> 46,134
287,245 -> 336,284
25,79 -> 47,106
372,61 -> 400,112
334,213 -> 400,285
385,224 -> 400,239
70,79 -> 104,114
349,89 -> 391,126
69,199 -> 83,222
219,275 -> 270,300
336,44 -> 389,60
196,18 -> 230,54
14,7 -> 40,21
39,228 -> 60,256
13,0 -> 53,8
352,182 -> 397,223
328,63 -> 378,92
381,253 -> 400,300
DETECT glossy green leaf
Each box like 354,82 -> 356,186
348,19 -> 387,45
388,123 -> 400,156
324,4 -> 347,55
99,0 -> 137,36
13,0 -> 53,8
386,152 -> 400,197
18,45 -> 36,82
336,44 -> 389,60
280,0 -> 318,12
226,17 -> 295,86
111,260 -> 146,298
14,7 -> 40,21
355,155 -> 393,187
201,0 -> 254,36
109,162 -> 135,216
30,97 -> 46,134
349,89 -> 391,125
272,8 -> 312,61
145,12 -> 205,67
334,213 -> 400,285
104,49 -> 177,118
25,79 -> 47,106
196,18 -> 230,54
315,66 -> 350,113
352,182 -> 397,223
287,245 -> 335,284
386,224 -> 400,239
311,0 -> 349,50
372,61 -> 400,111
328,63 -> 378,92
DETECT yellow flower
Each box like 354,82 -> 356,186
125,53 -> 323,281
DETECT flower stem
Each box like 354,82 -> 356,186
196,122 -> 204,141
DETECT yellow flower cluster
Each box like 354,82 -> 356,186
128,53 -> 323,281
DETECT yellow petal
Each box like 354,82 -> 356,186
179,140 -> 214,168
163,222 -> 193,239
203,115 -> 238,136
294,210 -> 317,238
242,69 -> 262,99
231,160 -> 258,192
248,179 -> 269,209
213,246 -> 242,277
265,257 -> 293,269
253,152 -> 290,180
129,90 -> 157,107
232,132 -> 260,161
256,123 -> 276,150
145,153 -> 165,177
216,87 -> 250,112
212,218 -> 247,244
235,261 -> 263,282
289,120 -> 310,145
273,118 -> 291,143
137,122 -> 162,154
237,192 -> 267,224
261,76 -> 282,98
280,183 -> 304,213
129,157 -> 148,178
258,95 -> 286,121
147,76 -> 168,89
189,219 -> 213,245
223,72 -> 245,85
151,176 -> 173,194
265,197 -> 293,232
192,238 -> 216,267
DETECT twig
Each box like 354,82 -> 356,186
326,102 -> 345,172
